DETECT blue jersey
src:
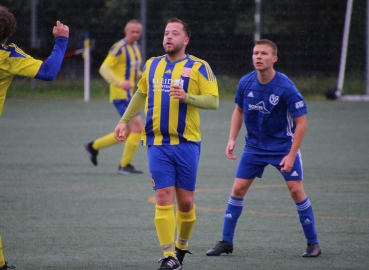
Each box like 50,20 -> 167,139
235,70 -> 307,154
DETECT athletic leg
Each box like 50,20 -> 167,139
207,152 -> 265,256
155,186 -> 177,258
120,114 -> 143,168
206,178 -> 254,256
275,153 -> 321,257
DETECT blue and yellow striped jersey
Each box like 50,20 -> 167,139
0,43 -> 42,116
102,39 -> 142,102
138,54 -> 219,146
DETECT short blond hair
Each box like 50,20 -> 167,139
255,39 -> 278,56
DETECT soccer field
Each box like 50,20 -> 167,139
1,98 -> 369,269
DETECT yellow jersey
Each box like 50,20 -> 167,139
0,43 -> 42,116
138,54 -> 219,145
101,39 -> 142,102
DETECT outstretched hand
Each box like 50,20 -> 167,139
53,21 -> 69,38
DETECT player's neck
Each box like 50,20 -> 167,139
124,38 -> 135,45
167,51 -> 186,62
257,68 -> 276,84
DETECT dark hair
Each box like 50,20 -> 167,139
0,6 -> 16,42
166,17 -> 191,38
255,39 -> 278,56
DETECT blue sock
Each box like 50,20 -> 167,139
296,197 -> 319,244
222,196 -> 244,244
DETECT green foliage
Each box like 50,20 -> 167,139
7,75 -> 365,101
7,78 -> 109,99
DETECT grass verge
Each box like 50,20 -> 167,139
7,74 -> 366,100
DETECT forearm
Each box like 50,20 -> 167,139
290,130 -> 305,156
35,36 -> 68,81
290,116 -> 307,155
184,94 -> 219,110
229,107 -> 243,141
119,89 -> 146,124
99,64 -> 123,88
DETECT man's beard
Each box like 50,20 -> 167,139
164,44 -> 182,56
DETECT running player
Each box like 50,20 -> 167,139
84,20 -> 144,175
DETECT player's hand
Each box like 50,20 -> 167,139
121,80 -> 132,91
279,153 -> 295,172
53,21 -> 69,38
169,85 -> 186,102
114,122 -> 128,141
226,140 -> 237,160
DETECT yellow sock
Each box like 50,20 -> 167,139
92,132 -> 120,150
154,204 -> 176,258
120,132 -> 141,167
0,235 -> 5,267
176,205 -> 196,250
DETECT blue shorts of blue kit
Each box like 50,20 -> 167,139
113,99 -> 140,117
147,142 -> 201,191
235,151 -> 303,181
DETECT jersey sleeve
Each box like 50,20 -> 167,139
102,52 -> 121,68
285,85 -> 308,118
5,44 -> 42,78
197,63 -> 219,97
234,79 -> 245,109
137,62 -> 148,95
35,36 -> 68,81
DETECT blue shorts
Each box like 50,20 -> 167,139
147,142 -> 201,191
236,151 -> 303,181
113,99 -> 140,117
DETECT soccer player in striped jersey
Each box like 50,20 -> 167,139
114,18 -> 219,269
206,39 -> 321,258
84,19 -> 144,175
0,5 -> 69,269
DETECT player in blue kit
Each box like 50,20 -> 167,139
206,39 -> 321,258
0,5 -> 69,269
114,18 -> 219,269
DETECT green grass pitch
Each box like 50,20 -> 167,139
1,98 -> 369,269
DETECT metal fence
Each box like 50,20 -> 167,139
4,0 -> 366,79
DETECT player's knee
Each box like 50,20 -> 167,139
232,183 -> 247,198
289,188 -> 305,202
178,200 -> 194,212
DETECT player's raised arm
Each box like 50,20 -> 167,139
35,21 -> 69,81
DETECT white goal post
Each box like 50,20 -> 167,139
334,0 -> 369,101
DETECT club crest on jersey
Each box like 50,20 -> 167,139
269,94 -> 279,105
181,67 -> 192,77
